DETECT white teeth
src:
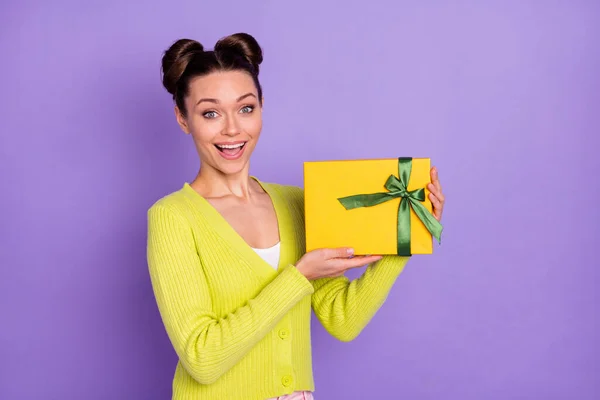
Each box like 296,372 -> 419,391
216,142 -> 245,149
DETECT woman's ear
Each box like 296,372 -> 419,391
175,106 -> 190,134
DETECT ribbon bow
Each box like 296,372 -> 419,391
337,157 -> 443,256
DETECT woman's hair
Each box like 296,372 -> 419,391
161,32 -> 263,116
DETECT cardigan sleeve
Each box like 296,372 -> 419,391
280,184 -> 409,342
310,255 -> 409,342
147,204 -> 314,385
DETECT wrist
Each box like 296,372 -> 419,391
295,261 -> 313,281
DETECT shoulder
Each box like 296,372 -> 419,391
261,181 -> 304,204
266,182 -> 303,197
147,186 -> 191,222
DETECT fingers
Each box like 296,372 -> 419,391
428,168 -> 444,203
428,166 -> 445,221
323,247 -> 354,259
359,255 -> 384,263
334,255 -> 383,270
428,193 -> 443,220
427,184 -> 445,220
321,248 -> 381,263
427,184 -> 445,202
430,166 -> 442,193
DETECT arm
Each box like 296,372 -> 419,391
311,255 -> 409,342
147,205 -> 314,384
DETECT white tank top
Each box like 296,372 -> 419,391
251,242 -> 281,270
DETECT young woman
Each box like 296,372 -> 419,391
147,32 -> 445,400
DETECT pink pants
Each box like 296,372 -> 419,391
269,391 -> 314,400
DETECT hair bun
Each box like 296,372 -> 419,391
214,33 -> 263,75
161,39 -> 204,95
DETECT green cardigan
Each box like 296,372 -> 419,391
147,180 -> 409,399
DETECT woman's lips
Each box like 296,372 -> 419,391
214,141 -> 247,160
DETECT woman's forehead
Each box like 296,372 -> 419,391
187,71 -> 257,103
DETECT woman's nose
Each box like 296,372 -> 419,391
223,114 -> 241,136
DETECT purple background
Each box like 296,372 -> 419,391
1,1 -> 599,399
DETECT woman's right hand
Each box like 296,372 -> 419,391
295,248 -> 383,280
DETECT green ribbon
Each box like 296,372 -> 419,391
337,157 -> 443,255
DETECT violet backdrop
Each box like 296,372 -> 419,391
1,1 -> 599,399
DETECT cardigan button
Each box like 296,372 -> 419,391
281,375 -> 293,387
278,329 -> 290,339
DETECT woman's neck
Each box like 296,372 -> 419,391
191,164 -> 260,201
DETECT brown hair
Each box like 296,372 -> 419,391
161,32 -> 264,116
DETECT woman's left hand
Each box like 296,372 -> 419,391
427,167 -> 445,222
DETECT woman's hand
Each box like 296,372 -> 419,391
427,166 -> 445,221
295,248 -> 382,281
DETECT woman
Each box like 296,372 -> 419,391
147,32 -> 445,400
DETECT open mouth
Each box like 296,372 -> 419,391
214,141 -> 247,159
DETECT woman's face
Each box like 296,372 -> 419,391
176,70 -> 262,177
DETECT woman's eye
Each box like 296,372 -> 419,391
203,111 -> 218,119
240,105 -> 254,114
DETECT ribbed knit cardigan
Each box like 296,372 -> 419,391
147,180 -> 409,399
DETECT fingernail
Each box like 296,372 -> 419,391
347,248 -> 354,256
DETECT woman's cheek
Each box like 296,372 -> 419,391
192,118 -> 222,140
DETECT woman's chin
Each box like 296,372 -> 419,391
212,157 -> 250,176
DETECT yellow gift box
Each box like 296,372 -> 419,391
304,157 -> 442,256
